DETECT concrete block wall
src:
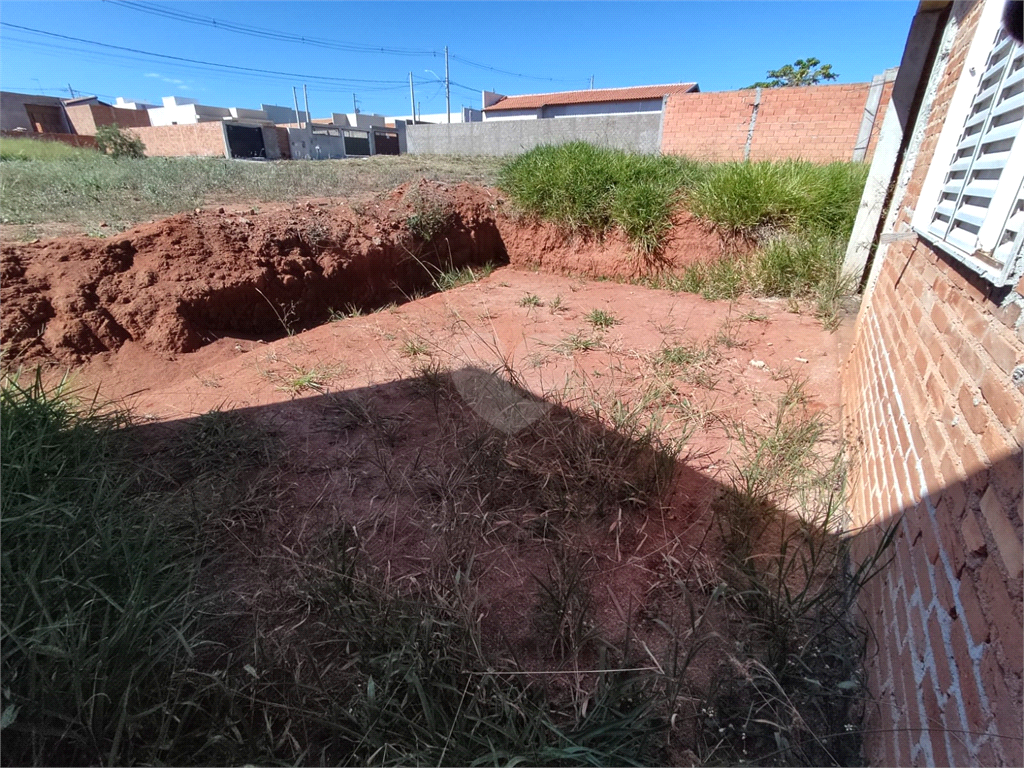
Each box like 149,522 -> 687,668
406,113 -> 662,156
126,122 -> 226,157
842,1 -> 1023,765
64,103 -> 151,135
661,82 -> 893,163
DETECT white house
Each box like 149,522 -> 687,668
146,96 -> 231,126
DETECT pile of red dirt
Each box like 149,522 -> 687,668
1,180 -> 747,364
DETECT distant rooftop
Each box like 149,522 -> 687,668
484,83 -> 699,112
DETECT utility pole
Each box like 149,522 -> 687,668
409,72 -> 416,123
590,75 -> 594,90
67,83 -> 75,98
353,93 -> 359,114
303,84 -> 310,128
445,45 -> 451,124
292,86 -> 301,126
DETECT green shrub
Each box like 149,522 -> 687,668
94,123 -> 146,158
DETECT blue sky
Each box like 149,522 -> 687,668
1,1 -> 918,118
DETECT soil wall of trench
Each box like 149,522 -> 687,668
1,180 -> 747,364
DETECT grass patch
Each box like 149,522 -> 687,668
0,370 -> 210,765
498,144 -> 866,262
501,145 -> 867,325
673,232 -> 854,328
688,160 -> 869,238
0,137 -> 101,162
0,154 -> 501,232
405,186 -> 455,242
498,142 -> 705,256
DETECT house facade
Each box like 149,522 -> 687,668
842,0 -> 1023,764
0,91 -> 73,134
481,83 -> 698,120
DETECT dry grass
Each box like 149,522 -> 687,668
0,154 -> 501,237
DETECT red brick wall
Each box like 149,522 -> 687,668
660,90 -> 753,161
661,82 -> 893,163
65,104 -> 150,135
125,123 -> 226,157
843,2 -> 1023,765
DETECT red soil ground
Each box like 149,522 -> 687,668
1,181 -> 852,759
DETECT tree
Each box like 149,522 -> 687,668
94,123 -> 146,158
747,58 -> 838,89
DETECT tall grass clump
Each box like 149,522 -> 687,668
499,142 -> 708,255
688,159 -> 868,237
678,160 -> 868,326
0,137 -> 100,162
695,383 -> 899,766
0,370 -> 207,766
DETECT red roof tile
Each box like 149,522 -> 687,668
484,83 -> 698,112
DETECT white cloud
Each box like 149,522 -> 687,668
144,73 -> 188,86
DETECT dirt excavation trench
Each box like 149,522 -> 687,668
1,180 -> 743,365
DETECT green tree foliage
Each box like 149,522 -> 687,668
94,123 -> 146,158
747,57 -> 838,88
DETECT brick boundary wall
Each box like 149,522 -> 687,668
64,103 -> 150,136
125,123 -> 226,158
660,82 -> 894,163
842,1 -> 1023,765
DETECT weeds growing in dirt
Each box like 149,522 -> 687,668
586,309 -> 620,329
258,360 -> 339,395
432,262 -> 495,291
1,354 -> 892,767
329,303 -> 365,320
405,186 -> 455,242
554,331 -> 602,355
694,382 -> 899,767
519,293 -> 543,308
400,338 -> 430,357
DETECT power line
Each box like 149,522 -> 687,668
105,0 -> 438,57
105,0 -> 587,86
1,22 -> 412,87
449,53 -> 588,85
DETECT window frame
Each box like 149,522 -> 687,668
911,0 -> 1024,286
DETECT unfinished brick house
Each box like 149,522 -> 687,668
842,0 -> 1023,764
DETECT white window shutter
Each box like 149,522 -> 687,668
929,29 -> 1023,261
